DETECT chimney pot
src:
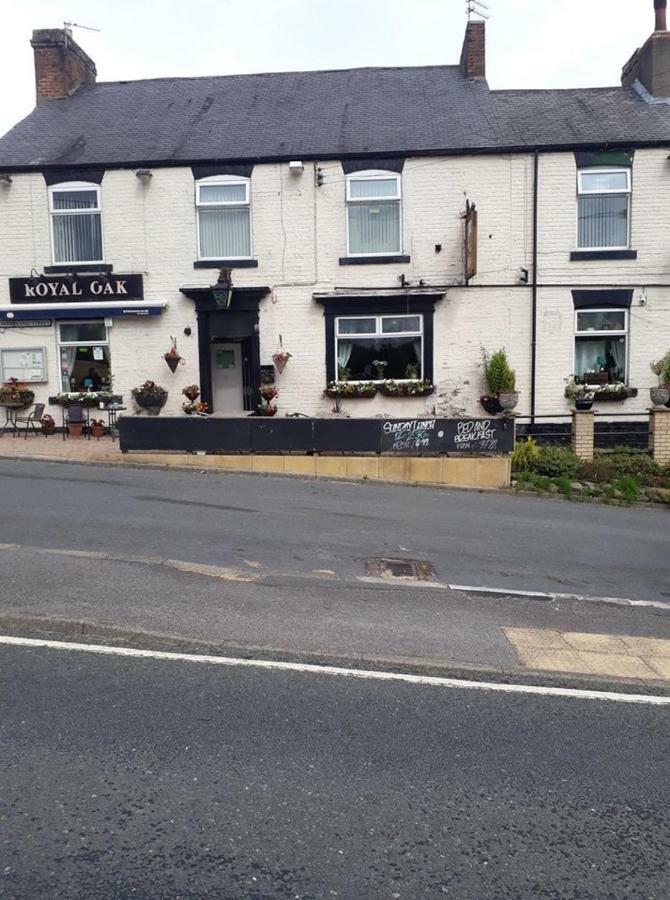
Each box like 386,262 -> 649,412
655,1 -> 667,32
30,28 -> 96,103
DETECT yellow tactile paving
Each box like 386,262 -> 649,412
503,627 -> 670,682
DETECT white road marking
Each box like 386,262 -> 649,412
448,584 -> 670,611
0,634 -> 668,706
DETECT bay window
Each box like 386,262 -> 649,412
346,171 -> 402,256
574,309 -> 627,384
335,314 -> 422,381
58,320 -> 111,392
196,176 -> 252,259
577,168 -> 630,250
49,182 -> 103,264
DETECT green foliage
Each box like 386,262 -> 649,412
650,350 -> 670,387
533,445 -> 581,479
511,437 -> 541,473
612,475 -> 641,503
579,451 -> 661,486
555,475 -> 573,496
482,348 -> 516,394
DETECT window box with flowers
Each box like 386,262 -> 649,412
379,379 -> 435,397
324,381 -> 377,399
565,378 -> 636,403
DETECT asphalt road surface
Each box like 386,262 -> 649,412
0,458 -> 667,602
1,643 -> 668,899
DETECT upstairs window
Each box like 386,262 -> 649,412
49,182 -> 103,264
196,176 -> 252,259
577,168 -> 630,250
335,314 -> 422,381
574,309 -> 628,384
346,171 -> 402,256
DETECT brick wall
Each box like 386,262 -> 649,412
0,149 -> 669,420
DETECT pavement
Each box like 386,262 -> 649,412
1,641 -> 668,899
0,457 -> 668,691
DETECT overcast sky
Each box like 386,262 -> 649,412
0,0 -> 658,137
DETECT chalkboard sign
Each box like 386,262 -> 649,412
380,417 -> 514,454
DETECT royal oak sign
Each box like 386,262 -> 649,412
9,273 -> 144,304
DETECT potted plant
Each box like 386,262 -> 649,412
163,337 -> 183,373
40,413 -> 56,435
272,350 -> 292,374
481,348 -> 519,411
182,384 -> 201,402
132,380 -> 168,414
182,400 -> 210,416
258,385 -> 278,416
650,352 -> 670,407
405,363 -> 419,380
372,360 -> 388,380
565,377 -> 594,410
67,418 -> 84,438
90,418 -> 106,439
0,378 -> 35,409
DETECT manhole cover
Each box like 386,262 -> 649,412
365,558 -> 436,581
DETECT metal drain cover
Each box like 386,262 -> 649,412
365,558 -> 436,581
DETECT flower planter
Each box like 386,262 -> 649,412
68,422 -> 83,438
498,391 -> 519,411
480,395 -> 504,415
575,397 -> 594,411
257,405 -> 278,416
379,382 -> 435,397
650,386 -> 670,408
164,355 -> 182,373
584,372 -> 609,386
592,388 -> 637,402
91,425 -> 106,439
133,391 -> 168,413
0,390 -> 34,409
273,352 -> 292,374
324,383 -> 377,399
41,425 -> 56,436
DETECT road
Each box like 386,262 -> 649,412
1,642 -> 668,899
0,458 -> 667,600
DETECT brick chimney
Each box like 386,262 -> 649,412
621,1 -> 670,96
31,28 -> 96,103
460,20 -> 486,79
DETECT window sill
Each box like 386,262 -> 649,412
569,250 -> 637,261
193,259 -> 258,269
44,264 -> 113,274
339,255 -> 411,266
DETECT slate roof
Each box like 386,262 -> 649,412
1,64 -> 669,170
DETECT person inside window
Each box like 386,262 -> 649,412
81,368 -> 102,391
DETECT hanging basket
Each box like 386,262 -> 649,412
164,355 -> 182,373
273,351 -> 292,374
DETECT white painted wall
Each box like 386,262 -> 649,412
0,149 -> 668,420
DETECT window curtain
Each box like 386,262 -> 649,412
53,214 -> 102,262
348,202 -> 400,254
606,338 -> 626,381
578,196 -> 628,248
60,347 -> 77,391
337,340 -> 353,376
575,338 -> 626,381
199,208 -> 251,257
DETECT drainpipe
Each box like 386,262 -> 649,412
530,149 -> 539,425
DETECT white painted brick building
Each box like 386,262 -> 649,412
0,10 -> 669,432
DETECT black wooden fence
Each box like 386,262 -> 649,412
119,415 -> 515,456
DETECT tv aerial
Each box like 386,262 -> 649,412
63,21 -> 101,33
466,0 -> 490,20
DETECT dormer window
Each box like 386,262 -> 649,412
196,176 -> 252,260
346,171 -> 402,256
49,182 -> 103,264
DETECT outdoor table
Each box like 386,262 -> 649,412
0,402 -> 27,437
102,405 -> 127,441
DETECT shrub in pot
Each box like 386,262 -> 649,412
482,349 -> 518,411
650,352 -> 670,407
90,418 -> 106,439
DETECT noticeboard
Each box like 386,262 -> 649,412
380,417 -> 514,454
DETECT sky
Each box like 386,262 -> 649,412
0,0 -> 658,137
